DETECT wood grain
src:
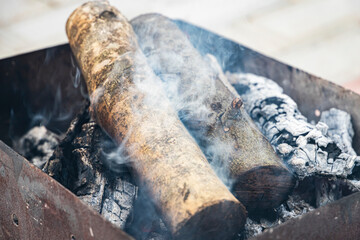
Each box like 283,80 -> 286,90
66,2 -> 246,239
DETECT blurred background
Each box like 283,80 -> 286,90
1,0 -> 360,93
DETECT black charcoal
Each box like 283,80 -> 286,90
43,103 -> 137,229
315,178 -> 343,207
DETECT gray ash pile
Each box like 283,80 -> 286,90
228,73 -> 359,179
227,72 -> 360,239
227,73 -> 360,178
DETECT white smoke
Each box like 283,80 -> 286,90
130,14 -> 241,189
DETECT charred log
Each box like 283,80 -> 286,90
43,102 -> 137,229
131,13 -> 294,212
66,2 -> 246,239
220,72 -> 360,238
320,108 -> 357,156
227,73 -> 360,179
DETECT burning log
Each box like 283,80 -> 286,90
227,73 -> 360,178
66,2 -> 246,239
131,14 -> 294,211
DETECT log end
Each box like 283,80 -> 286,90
232,165 -> 295,212
174,199 -> 247,240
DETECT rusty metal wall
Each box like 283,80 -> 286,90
252,192 -> 360,240
0,141 -> 133,240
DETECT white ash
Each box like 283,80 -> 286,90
227,73 -> 360,179
319,108 -> 360,195
320,108 -> 357,156
347,179 -> 360,191
14,126 -> 60,169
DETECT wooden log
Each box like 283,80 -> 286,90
131,14 -> 295,211
66,2 -> 246,239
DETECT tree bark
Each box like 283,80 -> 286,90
66,2 -> 246,239
131,14 -> 294,211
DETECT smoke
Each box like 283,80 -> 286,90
136,45 -> 215,129
129,14 -> 241,190
205,137 -> 236,188
100,129 -> 134,173
86,48 -> 176,171
25,80 -> 78,131
8,46 -> 89,150
70,55 -> 81,88
86,47 -> 180,238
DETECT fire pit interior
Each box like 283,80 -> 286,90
1,2 -> 360,240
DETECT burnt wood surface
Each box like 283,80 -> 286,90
227,73 -> 359,179
66,2 -> 246,239
44,102 -> 137,229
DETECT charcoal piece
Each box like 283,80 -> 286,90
259,218 -> 278,229
238,218 -> 263,240
72,146 -> 106,213
237,176 -> 357,239
227,73 -> 360,178
276,143 -> 293,158
102,174 -> 137,229
43,103 -> 90,186
276,194 -> 314,222
102,198 -> 122,226
14,126 -> 60,169
43,102 -> 137,229
320,108 -> 357,156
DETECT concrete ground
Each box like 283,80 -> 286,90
1,0 -> 360,93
